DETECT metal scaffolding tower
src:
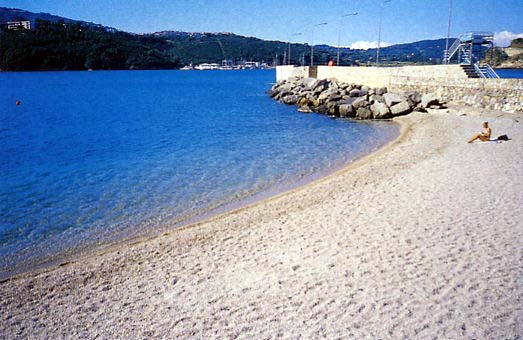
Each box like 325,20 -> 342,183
443,32 -> 499,78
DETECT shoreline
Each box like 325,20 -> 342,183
1,119 -> 401,282
1,108 -> 521,338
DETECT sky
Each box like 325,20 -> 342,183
1,0 -> 522,48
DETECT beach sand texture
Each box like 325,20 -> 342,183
1,110 -> 522,339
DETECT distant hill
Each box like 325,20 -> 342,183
510,38 -> 523,48
0,7 -> 115,31
1,6 -> 452,71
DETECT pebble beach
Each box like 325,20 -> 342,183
1,107 -> 522,339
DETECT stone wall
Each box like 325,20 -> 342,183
389,77 -> 523,112
275,65 -> 523,113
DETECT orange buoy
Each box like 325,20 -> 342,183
16,100 -> 21,106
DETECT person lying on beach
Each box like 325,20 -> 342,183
468,121 -> 491,143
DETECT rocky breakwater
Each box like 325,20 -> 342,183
268,77 -> 446,119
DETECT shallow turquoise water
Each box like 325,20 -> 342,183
0,69 -> 399,276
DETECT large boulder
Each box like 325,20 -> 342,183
375,87 -> 388,96
383,92 -> 406,107
390,101 -> 412,116
406,91 -> 422,105
268,88 -> 280,97
298,105 -> 313,113
301,77 -> 319,89
283,95 -> 299,105
356,107 -> 373,119
315,104 -> 328,114
369,94 -> 385,104
339,97 -> 358,106
421,93 -> 439,108
352,97 -> 369,109
327,93 -> 342,102
338,104 -> 354,118
318,90 -> 338,103
370,102 -> 390,119
349,89 -> 364,97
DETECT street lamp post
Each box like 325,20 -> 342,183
288,32 -> 302,65
444,0 -> 452,64
376,0 -> 392,66
311,22 -> 328,67
337,12 -> 358,66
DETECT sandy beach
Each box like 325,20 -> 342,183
1,108 -> 521,339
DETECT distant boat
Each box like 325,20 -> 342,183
195,63 -> 220,70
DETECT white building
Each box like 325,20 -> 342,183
7,20 -> 31,30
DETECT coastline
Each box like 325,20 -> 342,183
0,119 -> 399,281
1,108 -> 521,338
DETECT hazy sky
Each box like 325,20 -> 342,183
1,0 -> 522,47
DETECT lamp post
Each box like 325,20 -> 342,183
337,12 -> 358,66
376,0 -> 392,66
444,0 -> 452,64
311,22 -> 328,66
288,32 -> 302,65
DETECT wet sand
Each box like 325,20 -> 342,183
1,108 -> 522,339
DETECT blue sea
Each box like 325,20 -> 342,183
0,70 -> 399,278
495,68 -> 523,78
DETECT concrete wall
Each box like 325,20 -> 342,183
275,65 -> 468,87
275,65 -> 309,81
275,65 -> 523,112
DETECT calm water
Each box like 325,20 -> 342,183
0,70 -> 399,277
495,68 -> 523,78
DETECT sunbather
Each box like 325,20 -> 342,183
468,121 -> 491,143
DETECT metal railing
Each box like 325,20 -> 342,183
483,64 -> 500,78
444,38 -> 460,63
473,63 -> 500,78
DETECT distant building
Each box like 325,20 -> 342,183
7,20 -> 31,30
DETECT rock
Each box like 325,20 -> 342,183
370,102 -> 390,119
352,97 -> 369,109
297,97 -> 309,107
383,92 -> 406,107
338,104 -> 353,117
390,101 -> 412,116
298,90 -> 312,99
375,87 -> 388,96
406,91 -> 422,104
361,85 -> 370,92
283,95 -> 299,105
349,89 -> 363,97
313,84 -> 325,94
315,104 -> 328,114
268,88 -> 279,97
301,77 -> 318,89
421,93 -> 439,108
327,93 -> 342,102
298,106 -> 313,113
356,107 -> 373,119
339,97 -> 358,106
